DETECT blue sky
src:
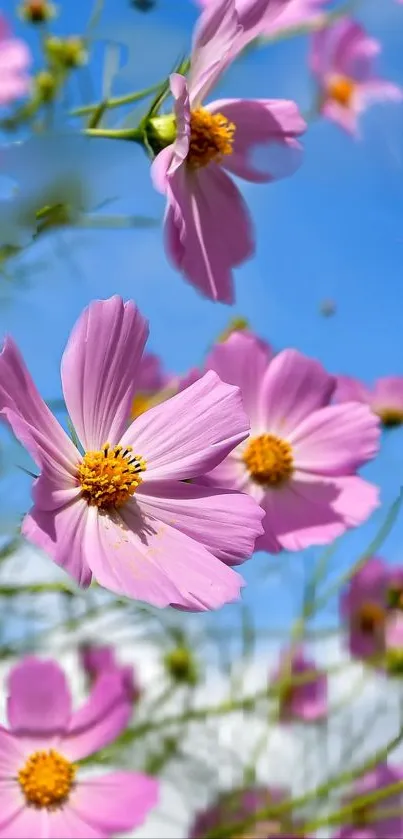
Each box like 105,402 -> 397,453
1,0 -> 403,633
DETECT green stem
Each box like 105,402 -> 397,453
71,80 -> 165,116
83,126 -> 144,141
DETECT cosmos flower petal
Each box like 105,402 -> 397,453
205,331 -> 274,421
289,402 -> 380,475
188,0 -> 240,106
258,349 -> 335,436
121,370 -> 249,480
334,375 -> 372,405
0,730 -> 26,778
85,502 -> 245,610
70,773 -> 159,836
0,782 -> 24,832
0,338 -> 78,477
22,499 -> 93,588
256,474 -> 379,553
207,98 -> 306,183
0,807 -> 50,839
137,479 -> 264,565
0,40 -> 31,73
61,296 -> 149,451
7,658 -> 72,737
373,376 -> 403,410
62,673 -> 132,761
164,162 -> 254,303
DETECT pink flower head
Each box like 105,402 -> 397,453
196,0 -> 330,40
199,332 -> 380,552
335,375 -> 403,429
271,645 -> 328,723
310,18 -> 402,136
130,350 -> 171,418
0,14 -> 31,106
151,0 -> 306,303
339,556 -> 398,664
189,785 -> 304,838
0,296 -> 264,610
333,762 -> 403,839
79,643 -> 141,704
0,656 -> 158,838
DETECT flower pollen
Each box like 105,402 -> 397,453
188,108 -> 235,170
375,407 -> 403,428
327,75 -> 355,107
18,749 -> 76,810
357,601 -> 385,635
243,434 -> 294,487
78,443 -> 146,509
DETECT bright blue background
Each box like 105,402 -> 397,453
1,0 -> 403,634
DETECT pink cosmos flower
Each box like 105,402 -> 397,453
151,0 -> 306,303
79,643 -> 141,703
189,785 -> 305,838
130,350 -> 171,418
270,645 -> 328,723
199,331 -> 380,552
339,556 -> 403,665
334,375 -> 403,429
333,762 -> 403,839
196,0 -> 330,41
0,296 -> 264,610
310,18 -> 402,136
0,656 -> 158,838
0,14 -> 31,106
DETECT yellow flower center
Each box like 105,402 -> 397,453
78,442 -> 146,509
375,407 -> 403,428
131,393 -> 154,419
242,434 -> 294,487
357,601 -> 385,635
187,108 -> 235,169
327,75 -> 355,107
18,749 -> 76,810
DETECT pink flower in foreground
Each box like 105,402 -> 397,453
189,785 -> 306,838
339,556 -> 403,666
0,14 -> 31,106
151,0 -> 306,303
333,762 -> 403,839
0,296 -> 264,610
310,18 -> 402,136
271,645 -> 327,723
79,643 -> 141,703
335,375 -> 403,429
196,0 -> 330,40
199,331 -> 380,552
130,350 -> 171,418
0,657 -> 158,838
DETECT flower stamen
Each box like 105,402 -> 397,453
18,749 -> 76,810
243,434 -> 294,487
78,442 -> 146,509
357,602 -> 385,635
326,75 -> 355,107
188,108 -> 235,169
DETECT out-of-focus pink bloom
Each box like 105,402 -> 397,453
0,296 -> 264,611
189,785 -> 305,838
271,645 -> 328,723
333,762 -> 403,839
340,556 -> 399,665
310,19 -> 402,136
199,332 -> 380,552
0,657 -> 158,838
151,0 -> 306,303
335,375 -> 403,429
79,643 -> 141,703
0,14 -> 31,106
196,0 -> 330,40
131,351 -> 171,418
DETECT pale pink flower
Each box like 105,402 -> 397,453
0,14 -> 31,106
196,0 -> 330,40
0,296 -> 264,610
199,332 -> 380,552
271,645 -> 328,723
130,350 -> 171,418
79,643 -> 141,703
0,656 -> 158,838
333,762 -> 403,839
151,0 -> 306,302
335,375 -> 403,429
310,18 -> 402,136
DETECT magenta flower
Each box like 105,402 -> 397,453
335,375 -> 403,429
333,762 -> 403,839
151,0 -> 306,303
199,332 -> 380,552
196,0 -> 330,40
0,14 -> 31,106
130,350 -> 171,418
0,657 -> 158,838
340,556 -> 395,664
189,785 -> 304,838
271,645 -> 328,723
79,643 -> 141,704
310,19 -> 402,136
0,296 -> 264,610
